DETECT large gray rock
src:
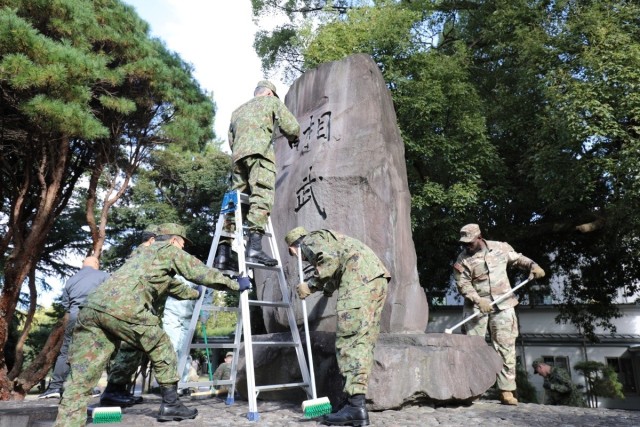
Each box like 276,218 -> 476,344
234,332 -> 502,409
258,53 -> 428,334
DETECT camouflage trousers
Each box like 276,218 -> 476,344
335,275 -> 388,396
228,155 -> 276,233
462,306 -> 518,391
54,308 -> 179,427
107,341 -> 143,386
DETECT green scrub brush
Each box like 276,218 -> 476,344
92,406 -> 122,424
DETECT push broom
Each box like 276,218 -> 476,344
444,278 -> 532,334
297,250 -> 332,418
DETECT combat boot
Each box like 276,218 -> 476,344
499,390 -> 518,406
100,382 -> 142,407
323,394 -> 369,426
246,231 -> 277,266
157,385 -> 198,421
213,243 -> 238,271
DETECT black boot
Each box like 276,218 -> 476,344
246,232 -> 277,266
213,243 -> 238,271
323,394 -> 369,426
100,382 -> 141,407
157,384 -> 198,422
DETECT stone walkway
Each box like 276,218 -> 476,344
8,394 -> 639,426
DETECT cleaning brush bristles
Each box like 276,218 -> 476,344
302,396 -> 332,418
92,406 -> 122,424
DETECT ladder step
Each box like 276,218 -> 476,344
245,261 -> 280,271
181,380 -> 234,388
248,300 -> 289,308
252,341 -> 298,347
189,343 -> 238,350
200,305 -> 238,313
255,382 -> 309,393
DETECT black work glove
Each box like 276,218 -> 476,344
288,137 -> 300,149
236,275 -> 251,292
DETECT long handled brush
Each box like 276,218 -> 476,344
444,278 -> 532,334
297,250 -> 332,418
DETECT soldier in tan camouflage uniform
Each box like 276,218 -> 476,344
54,224 -> 251,427
453,223 -> 545,406
285,227 -> 390,427
214,80 -> 300,270
533,358 -> 586,407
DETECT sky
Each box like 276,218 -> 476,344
123,0 -> 288,149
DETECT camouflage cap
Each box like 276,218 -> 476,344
156,222 -> 192,245
225,351 -> 234,358
285,226 -> 308,246
144,224 -> 159,235
532,358 -> 545,374
459,223 -> 481,243
256,79 -> 279,98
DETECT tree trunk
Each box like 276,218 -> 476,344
10,318 -> 67,400
0,136 -> 70,400
7,267 -> 38,380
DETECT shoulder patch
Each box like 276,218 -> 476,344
453,263 -> 464,273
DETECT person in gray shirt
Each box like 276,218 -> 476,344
39,256 -> 109,399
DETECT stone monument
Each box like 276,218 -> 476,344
257,53 -> 428,334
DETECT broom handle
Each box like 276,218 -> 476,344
298,249 -> 318,399
445,278 -> 532,333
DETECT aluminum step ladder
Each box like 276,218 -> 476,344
176,190 -> 314,421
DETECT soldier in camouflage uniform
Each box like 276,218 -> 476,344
99,224 -> 161,407
214,80 -> 300,270
285,227 -> 390,427
212,351 -> 234,395
533,358 -> 586,407
453,223 -> 545,406
54,224 -> 251,426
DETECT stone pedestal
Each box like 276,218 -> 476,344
234,332 -> 502,409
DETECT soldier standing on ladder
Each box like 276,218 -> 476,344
214,80 -> 300,270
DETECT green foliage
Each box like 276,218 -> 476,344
574,360 -> 625,405
516,359 -> 539,403
252,0 -> 640,337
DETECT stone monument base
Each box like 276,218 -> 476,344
235,332 -> 502,410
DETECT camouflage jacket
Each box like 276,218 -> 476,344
228,95 -> 300,163
453,240 -> 535,310
300,229 -> 390,311
84,241 -> 238,325
213,362 -> 232,382
544,367 -> 586,407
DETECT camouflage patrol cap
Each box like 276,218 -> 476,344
225,351 -> 234,358
156,222 -> 192,244
285,226 -> 308,246
459,223 -> 481,243
256,80 -> 279,98
532,358 -> 545,374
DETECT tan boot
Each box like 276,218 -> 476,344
499,390 -> 518,405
